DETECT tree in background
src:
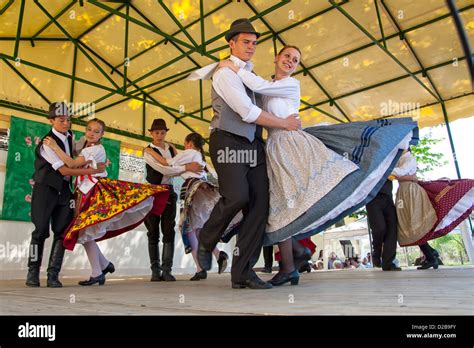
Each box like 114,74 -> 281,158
430,234 -> 468,265
410,132 -> 448,179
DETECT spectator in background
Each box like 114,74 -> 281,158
343,259 -> 351,269
359,257 -> 372,269
366,252 -> 372,265
333,260 -> 343,269
328,252 -> 341,269
350,257 -> 359,268
313,260 -> 324,270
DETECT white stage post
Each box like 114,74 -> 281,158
459,219 -> 474,264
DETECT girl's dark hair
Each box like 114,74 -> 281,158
185,132 -> 206,163
277,45 -> 302,57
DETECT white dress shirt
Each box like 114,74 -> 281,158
40,128 -> 72,170
167,149 -> 207,180
40,128 -> 72,181
75,144 -> 108,194
79,144 -> 108,178
143,142 -> 185,185
187,62 -> 219,81
237,69 -> 300,119
212,55 -> 262,124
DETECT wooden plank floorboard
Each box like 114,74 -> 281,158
1,266 -> 472,315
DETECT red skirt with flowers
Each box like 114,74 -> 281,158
63,178 -> 169,250
403,179 -> 474,246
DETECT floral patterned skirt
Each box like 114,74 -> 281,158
179,177 -> 242,253
63,178 -> 169,250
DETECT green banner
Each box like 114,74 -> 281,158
1,116 -> 121,221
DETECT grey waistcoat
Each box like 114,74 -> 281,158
210,84 -> 262,142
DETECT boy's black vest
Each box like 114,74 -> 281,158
145,144 -> 176,185
33,130 -> 73,192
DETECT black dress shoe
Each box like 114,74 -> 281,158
261,267 -> 272,274
269,269 -> 300,286
190,270 -> 207,281
150,269 -> 162,281
26,269 -> 40,287
47,273 -> 63,288
294,248 -> 312,270
232,277 -> 273,289
217,251 -> 228,274
78,274 -> 106,286
161,271 -> 176,281
417,260 -> 438,270
382,264 -> 402,271
299,262 -> 311,274
197,243 -> 212,271
102,262 -> 115,275
26,279 -> 40,287
372,257 -> 382,268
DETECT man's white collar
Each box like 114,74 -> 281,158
52,128 -> 70,142
186,55 -> 254,80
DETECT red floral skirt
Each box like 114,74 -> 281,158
63,178 -> 169,250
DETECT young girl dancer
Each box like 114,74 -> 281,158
144,132 -> 237,281
44,118 -> 169,285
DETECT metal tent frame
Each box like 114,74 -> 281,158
0,0 -> 472,174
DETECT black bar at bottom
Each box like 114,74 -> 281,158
0,315 -> 471,346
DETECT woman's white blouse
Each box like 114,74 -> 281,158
237,69 -> 301,119
79,144 -> 108,178
391,151 -> 417,177
167,149 -> 207,180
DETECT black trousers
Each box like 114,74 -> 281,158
29,181 -> 74,266
199,130 -> 269,283
145,190 -> 177,245
419,243 -> 436,262
263,245 -> 273,269
367,192 -> 398,268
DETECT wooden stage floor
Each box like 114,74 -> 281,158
1,266 -> 472,315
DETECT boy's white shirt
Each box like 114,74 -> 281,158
40,128 -> 73,181
143,142 -> 186,185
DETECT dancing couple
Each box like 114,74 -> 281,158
188,18 -> 418,289
32,113 -> 170,287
